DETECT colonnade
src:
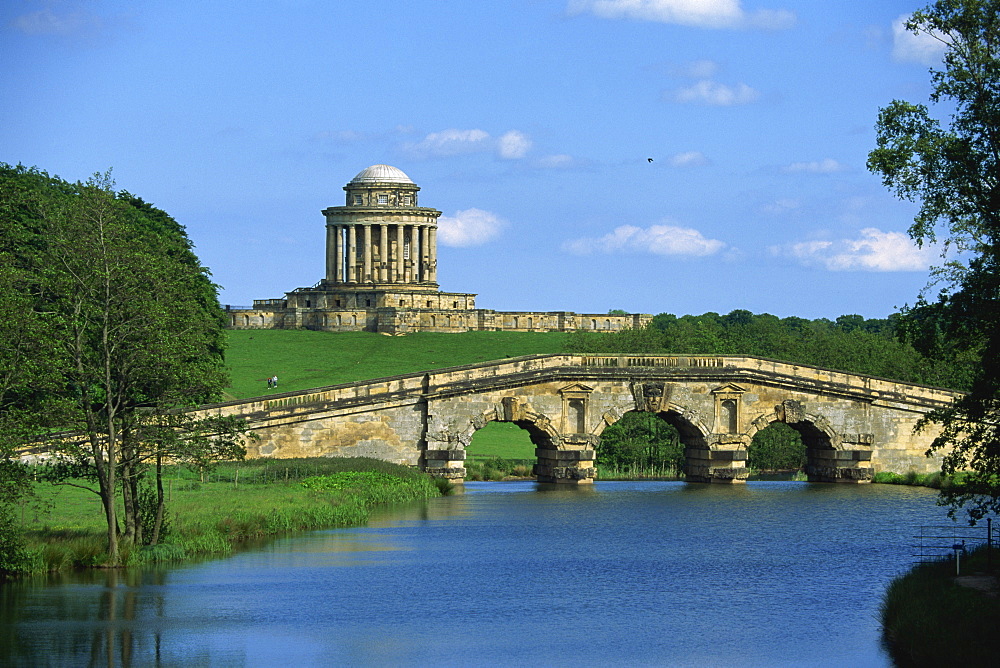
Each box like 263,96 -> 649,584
326,223 -> 437,285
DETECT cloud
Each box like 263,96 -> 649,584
673,59 -> 720,78
774,228 -> 935,271
563,223 -> 725,257
10,7 -> 105,37
437,208 -> 507,247
567,0 -> 795,30
783,158 -> 847,174
669,151 -> 709,167
403,128 -> 533,160
892,14 -> 948,64
760,198 -> 800,215
497,130 -> 532,159
670,80 -> 759,105
536,154 -> 576,168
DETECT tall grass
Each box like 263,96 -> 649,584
14,458 -> 439,575
597,464 -> 683,480
881,544 -> 1000,666
872,470 -> 961,489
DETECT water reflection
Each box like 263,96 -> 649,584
1,481 -> 945,667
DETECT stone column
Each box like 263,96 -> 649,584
428,227 -> 437,283
347,225 -> 357,283
395,225 -> 404,283
334,226 -> 344,284
379,224 -> 388,283
412,225 -> 422,283
423,449 -> 467,483
362,224 -> 372,283
325,225 -> 335,283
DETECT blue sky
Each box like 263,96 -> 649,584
2,0 -> 951,319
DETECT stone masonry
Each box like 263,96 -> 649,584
197,354 -> 960,485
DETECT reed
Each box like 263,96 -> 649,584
14,458 -> 440,575
881,545 -> 1000,666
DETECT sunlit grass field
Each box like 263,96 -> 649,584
224,329 -> 570,400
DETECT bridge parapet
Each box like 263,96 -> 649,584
191,353 -> 961,484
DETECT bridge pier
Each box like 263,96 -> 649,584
806,449 -> 873,483
684,448 -> 749,484
423,449 -> 467,483
533,447 -> 596,484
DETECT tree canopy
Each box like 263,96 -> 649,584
0,164 -> 253,564
867,0 -> 1000,522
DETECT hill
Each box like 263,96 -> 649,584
224,329 -> 570,400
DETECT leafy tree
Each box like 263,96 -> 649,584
867,0 -> 1000,522
597,412 -> 684,474
0,164 -> 254,561
748,423 -> 806,472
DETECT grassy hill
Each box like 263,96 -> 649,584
224,329 -> 570,400
224,329 -> 562,461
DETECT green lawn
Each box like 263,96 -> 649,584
224,329 -> 570,399
466,422 -> 536,460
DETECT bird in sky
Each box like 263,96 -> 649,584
647,157 -> 653,163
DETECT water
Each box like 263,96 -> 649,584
1,481 -> 946,666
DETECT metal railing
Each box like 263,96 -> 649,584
912,520 -> 996,573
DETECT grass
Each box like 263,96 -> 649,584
873,470 -> 962,489
224,329 -> 570,399
11,457 -> 440,575
881,544 -> 1000,666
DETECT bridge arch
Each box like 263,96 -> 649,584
746,401 -> 873,483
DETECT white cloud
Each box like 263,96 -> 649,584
403,128 -> 532,160
774,228 -> 935,272
536,154 -> 576,168
404,129 -> 491,157
10,7 -> 105,37
563,223 -> 725,257
673,59 -> 720,78
760,198 -> 800,215
784,158 -> 847,174
497,130 -> 532,159
437,208 -> 507,247
567,0 -> 794,30
892,14 -> 948,64
669,151 -> 709,167
671,80 -> 759,105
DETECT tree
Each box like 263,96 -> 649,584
867,0 -> 1000,522
0,164 -> 255,561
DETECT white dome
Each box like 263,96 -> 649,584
349,164 -> 414,185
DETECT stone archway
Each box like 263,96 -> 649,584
747,400 -> 873,483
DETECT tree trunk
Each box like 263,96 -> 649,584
150,452 -> 165,546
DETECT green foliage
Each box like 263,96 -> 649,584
867,0 -> 1000,523
596,412 -> 684,476
748,423 -> 806,472
0,163 -> 254,561
565,311 -> 973,390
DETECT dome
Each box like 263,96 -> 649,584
349,164 -> 414,185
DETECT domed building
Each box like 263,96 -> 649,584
228,165 -> 650,334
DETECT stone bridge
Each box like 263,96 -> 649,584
202,354 -> 960,484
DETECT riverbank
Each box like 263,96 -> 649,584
6,457 -> 443,577
881,544 -> 1000,666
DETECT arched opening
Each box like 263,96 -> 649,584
747,422 -> 806,480
466,420 -> 540,481
596,410 -> 688,479
591,319 -> 598,329
526,316 -> 533,329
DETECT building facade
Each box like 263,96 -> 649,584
227,164 -> 650,334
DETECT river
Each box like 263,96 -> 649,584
1,481 -> 948,666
